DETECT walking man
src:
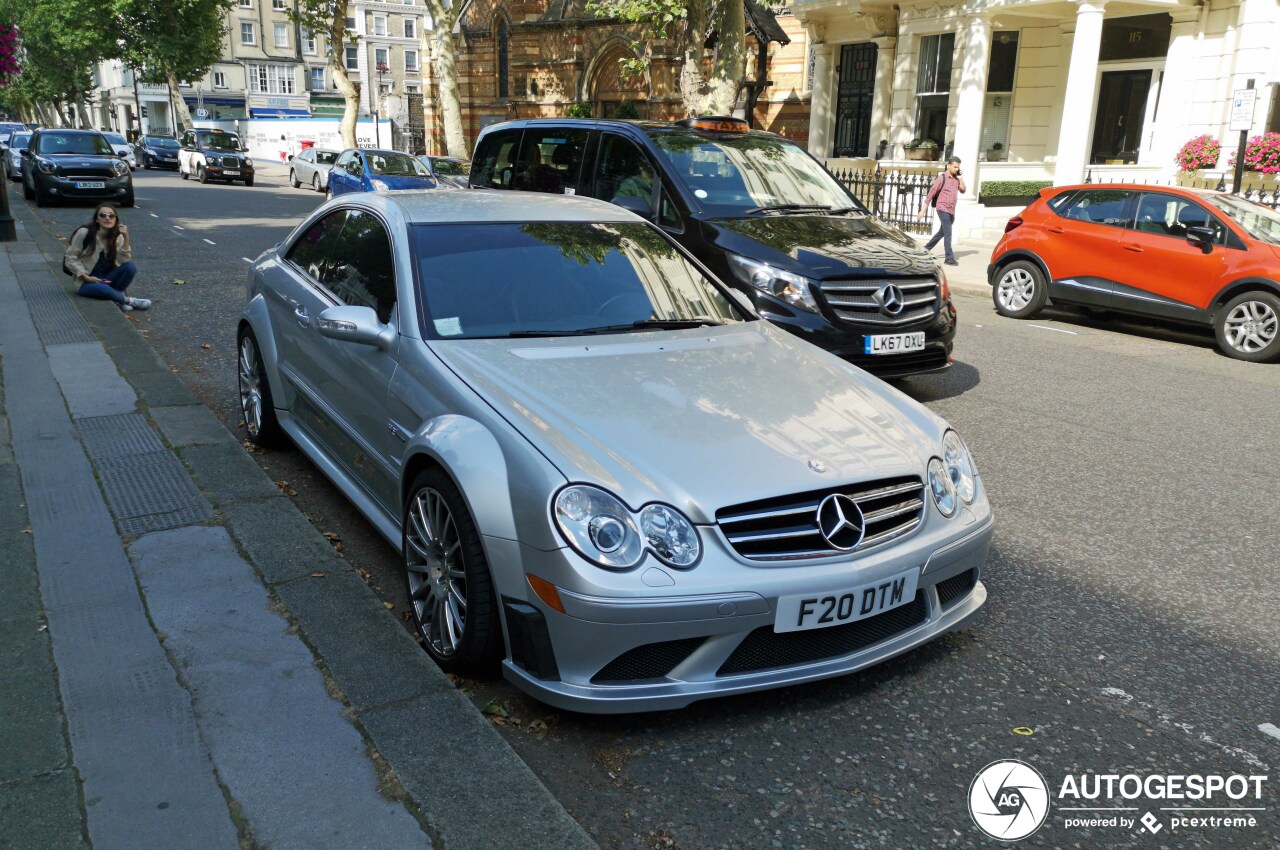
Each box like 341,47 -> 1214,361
917,155 -> 965,266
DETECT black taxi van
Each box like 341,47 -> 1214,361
470,117 -> 956,378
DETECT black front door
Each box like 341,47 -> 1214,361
1090,70 -> 1151,164
833,43 -> 877,158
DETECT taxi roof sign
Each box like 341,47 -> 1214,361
684,116 -> 750,133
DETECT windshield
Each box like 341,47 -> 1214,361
10,133 -> 31,149
428,158 -> 469,176
316,150 -> 339,165
650,130 -> 863,217
369,152 -> 428,176
36,132 -> 114,156
146,137 -> 179,148
413,222 -> 746,339
1205,194 -> 1280,246
201,133 -> 241,151
104,134 -> 126,145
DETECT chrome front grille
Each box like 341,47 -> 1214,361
717,477 -> 925,561
221,156 -> 241,168
819,276 -> 939,326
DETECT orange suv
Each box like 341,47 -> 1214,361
987,184 -> 1280,362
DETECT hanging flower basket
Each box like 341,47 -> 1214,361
1175,135 -> 1221,172
1228,132 -> 1280,175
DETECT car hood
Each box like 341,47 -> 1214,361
705,214 -> 939,278
42,155 -> 117,167
375,174 -> 438,190
430,323 -> 944,522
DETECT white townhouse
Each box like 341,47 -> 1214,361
793,0 -> 1280,236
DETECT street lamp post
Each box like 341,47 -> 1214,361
374,63 -> 388,148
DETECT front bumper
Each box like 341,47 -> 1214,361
496,510 -> 993,713
35,173 -> 132,200
205,163 -> 255,182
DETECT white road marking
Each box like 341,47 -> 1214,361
242,257 -> 253,264
203,238 -> 216,245
1099,687 -> 1270,771
149,213 -> 158,218
1259,723 -> 1280,742
1028,324 -> 1078,335
172,225 -> 185,230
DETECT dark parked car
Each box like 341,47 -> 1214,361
135,135 -> 181,170
21,128 -> 133,207
417,155 -> 471,189
471,117 -> 957,378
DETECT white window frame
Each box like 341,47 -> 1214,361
345,46 -> 359,70
344,16 -> 356,30
304,31 -> 317,54
309,67 -> 325,91
375,48 -> 389,69
239,0 -> 252,7
404,49 -> 418,73
213,71 -> 227,89
240,22 -> 256,45
272,0 -> 285,8
404,19 -> 416,39
372,16 -> 388,37
274,22 -> 289,48
247,63 -> 297,95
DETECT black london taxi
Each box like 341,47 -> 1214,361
470,116 -> 956,377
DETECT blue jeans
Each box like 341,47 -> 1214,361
77,257 -> 138,304
924,210 -> 955,262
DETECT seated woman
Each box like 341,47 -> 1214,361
66,204 -> 150,312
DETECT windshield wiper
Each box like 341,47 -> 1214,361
744,203 -> 832,215
578,318 -> 724,334
828,206 -> 867,216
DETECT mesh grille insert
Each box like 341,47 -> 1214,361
935,569 -> 977,608
717,592 -> 929,676
592,638 -> 705,684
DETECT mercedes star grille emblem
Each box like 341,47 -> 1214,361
876,284 -> 906,316
816,493 -> 866,551
808,459 -> 828,473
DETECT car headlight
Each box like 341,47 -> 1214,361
37,160 -> 54,174
927,457 -> 957,517
554,485 -> 701,570
724,254 -> 820,313
244,158 -> 253,167
371,179 -> 390,191
942,430 -> 976,504
112,160 -> 129,175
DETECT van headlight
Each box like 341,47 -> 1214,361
725,254 -> 820,313
554,485 -> 700,569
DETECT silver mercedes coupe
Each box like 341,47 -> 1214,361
236,191 -> 991,713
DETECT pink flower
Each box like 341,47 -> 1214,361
1176,135 -> 1220,171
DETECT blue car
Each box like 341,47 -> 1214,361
326,148 -> 440,197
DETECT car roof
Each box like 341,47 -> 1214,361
35,128 -> 103,136
349,188 -> 644,225
484,117 -> 788,143
1057,182 -> 1225,199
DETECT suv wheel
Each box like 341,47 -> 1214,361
993,260 -> 1048,319
402,468 -> 502,676
1214,291 -> 1280,363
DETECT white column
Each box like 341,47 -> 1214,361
808,43 -> 836,158
1044,23 -> 1075,162
1150,7 -> 1205,171
1054,0 -> 1107,184
951,15 -> 991,198
870,37 -> 897,158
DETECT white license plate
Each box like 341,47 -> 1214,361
223,170 -> 240,175
75,181 -> 105,189
774,568 -> 919,633
865,332 -> 925,355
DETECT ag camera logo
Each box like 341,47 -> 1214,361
969,760 -> 1051,840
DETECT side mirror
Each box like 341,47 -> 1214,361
1186,226 -> 1215,254
286,154 -> 294,161
118,152 -> 128,159
612,195 -> 654,219
20,148 -> 30,158
316,305 -> 395,350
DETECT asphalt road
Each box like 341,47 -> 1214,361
18,167 -> 1280,849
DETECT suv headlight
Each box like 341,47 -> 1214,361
725,254 -> 820,313
554,485 -> 701,570
112,160 -> 129,175
37,159 -> 55,174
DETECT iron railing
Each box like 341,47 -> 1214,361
828,167 -> 938,234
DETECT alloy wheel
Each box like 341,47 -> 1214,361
237,334 -> 265,438
1222,298 -> 1279,354
405,486 -> 467,659
997,267 -> 1037,312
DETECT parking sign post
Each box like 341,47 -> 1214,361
1228,80 -> 1255,193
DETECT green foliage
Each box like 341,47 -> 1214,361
978,180 -> 1052,198
566,102 -> 593,119
613,100 -> 639,119
906,139 -> 938,149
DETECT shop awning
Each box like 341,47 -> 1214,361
249,108 -> 311,117
183,96 -> 246,106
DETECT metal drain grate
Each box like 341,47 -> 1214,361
95,451 -> 212,534
14,267 -> 96,346
78,414 -> 166,460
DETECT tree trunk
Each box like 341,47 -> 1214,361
328,1 -> 359,149
431,24 -> 465,156
75,96 -> 93,130
167,74 -> 194,132
677,0 -> 744,116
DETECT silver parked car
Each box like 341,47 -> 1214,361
5,131 -> 31,180
289,147 -> 341,192
237,191 -> 991,713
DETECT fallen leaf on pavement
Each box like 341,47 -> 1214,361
309,572 -> 327,578
173,278 -> 187,286
481,699 -> 509,718
384,602 -> 395,610
200,343 -> 212,350
274,480 -> 297,496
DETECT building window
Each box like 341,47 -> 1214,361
981,31 -> 1019,157
404,49 -> 418,72
248,64 -> 296,94
405,84 -> 420,94
274,22 -> 289,48
345,46 -> 359,69
373,16 -> 387,36
375,48 -> 389,68
404,19 -> 416,39
213,71 -> 227,88
345,16 -> 356,30
915,32 -> 955,147
304,30 -> 317,54
239,0 -> 251,7
310,67 -> 325,91
241,22 -> 256,45
272,0 -> 285,8
497,19 -> 509,99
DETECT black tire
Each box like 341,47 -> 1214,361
402,468 -> 503,676
22,177 -> 34,199
236,327 -> 288,448
197,165 -> 209,184
1214,290 -> 1280,363
143,155 -> 151,169
120,194 -> 135,208
992,259 -> 1048,319
244,177 -> 254,187
34,187 -> 48,207
180,164 -> 189,180
289,169 -> 300,189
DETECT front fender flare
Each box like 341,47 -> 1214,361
238,296 -> 286,415
402,415 -> 518,542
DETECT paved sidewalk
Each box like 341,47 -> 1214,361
0,191 -> 598,850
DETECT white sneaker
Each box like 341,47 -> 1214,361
128,297 -> 152,310
118,301 -> 133,312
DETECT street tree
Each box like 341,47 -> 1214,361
585,0 -> 744,116
289,0 -> 360,148
418,0 -> 465,158
0,0 -> 113,126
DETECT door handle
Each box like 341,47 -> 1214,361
294,305 -> 310,327
1047,226 -> 1065,234
1121,243 -> 1144,253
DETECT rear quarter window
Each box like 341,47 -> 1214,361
471,129 -> 522,189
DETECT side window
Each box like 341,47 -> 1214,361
334,151 -> 353,171
1058,190 -> 1135,228
286,210 -> 349,281
1133,193 -> 1230,245
471,129 -> 522,189
592,135 -> 681,229
347,154 -> 364,177
321,210 -> 397,323
512,128 -> 589,194
181,131 -> 193,148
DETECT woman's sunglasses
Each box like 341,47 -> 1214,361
97,212 -> 117,220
